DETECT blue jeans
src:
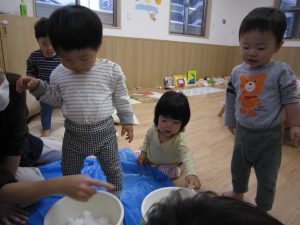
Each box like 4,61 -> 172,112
40,102 -> 53,130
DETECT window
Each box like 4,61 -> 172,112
169,0 -> 207,36
34,0 -> 118,27
277,0 -> 300,39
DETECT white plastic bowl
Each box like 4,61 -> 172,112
44,191 -> 124,225
141,187 -> 181,222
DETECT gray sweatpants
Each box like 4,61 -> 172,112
62,118 -> 122,193
231,123 -> 283,211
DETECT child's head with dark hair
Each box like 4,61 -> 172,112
34,17 -> 49,39
238,7 -> 286,68
145,190 -> 284,225
34,17 -> 56,58
239,7 -> 287,46
154,91 -> 190,132
48,5 -> 103,52
47,5 -> 103,74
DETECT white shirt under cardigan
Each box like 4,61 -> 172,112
31,59 -> 134,125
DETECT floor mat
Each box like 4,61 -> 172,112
130,87 -> 225,103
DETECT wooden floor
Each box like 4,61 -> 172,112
116,89 -> 300,225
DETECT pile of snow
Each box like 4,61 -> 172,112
66,210 -> 111,225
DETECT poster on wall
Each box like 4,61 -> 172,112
135,0 -> 162,21
173,74 -> 187,87
187,70 -> 197,84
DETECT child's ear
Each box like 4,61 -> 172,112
275,40 -> 284,53
96,45 -> 101,52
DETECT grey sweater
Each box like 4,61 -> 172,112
225,61 -> 299,129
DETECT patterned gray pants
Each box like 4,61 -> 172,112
62,117 -> 122,192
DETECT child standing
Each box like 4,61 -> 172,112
223,7 -> 300,211
26,18 -> 60,137
136,91 -> 201,190
17,5 -> 134,196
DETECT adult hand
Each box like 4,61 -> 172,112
0,207 -> 28,225
58,175 -> 115,202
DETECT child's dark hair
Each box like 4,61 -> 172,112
48,5 -> 102,52
239,7 -> 287,46
34,17 -> 49,39
145,190 -> 284,225
154,91 -> 190,132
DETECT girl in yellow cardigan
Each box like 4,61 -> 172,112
136,91 -> 201,190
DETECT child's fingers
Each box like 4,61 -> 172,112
121,129 -> 125,137
27,79 -> 37,89
16,79 -> 26,93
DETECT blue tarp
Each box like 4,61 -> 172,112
23,148 -> 174,225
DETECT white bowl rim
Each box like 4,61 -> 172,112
141,186 -> 180,219
44,190 -> 124,225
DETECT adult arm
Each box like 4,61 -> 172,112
0,174 -> 115,203
1,73 -> 27,157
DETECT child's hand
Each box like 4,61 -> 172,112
227,126 -> 235,135
16,77 -> 39,93
121,124 -> 133,143
137,151 -> 148,165
185,175 -> 201,191
289,126 -> 300,147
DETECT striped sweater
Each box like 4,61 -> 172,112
26,50 -> 60,84
31,59 -> 134,125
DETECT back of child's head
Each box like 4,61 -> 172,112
145,190 -> 284,225
239,7 -> 287,46
154,91 -> 190,132
34,17 -> 49,39
48,5 -> 102,52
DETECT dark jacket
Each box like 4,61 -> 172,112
0,72 -> 42,166
0,73 -> 27,158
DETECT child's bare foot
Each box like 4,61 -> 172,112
41,129 -> 51,137
222,191 -> 244,200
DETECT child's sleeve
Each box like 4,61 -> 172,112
112,64 -> 134,125
280,63 -> 300,127
26,53 -> 38,77
279,63 -> 299,105
140,127 -> 151,152
178,134 -> 197,177
31,73 -> 62,107
224,72 -> 236,127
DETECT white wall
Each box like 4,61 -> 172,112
0,0 -> 33,17
0,0 -> 299,47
